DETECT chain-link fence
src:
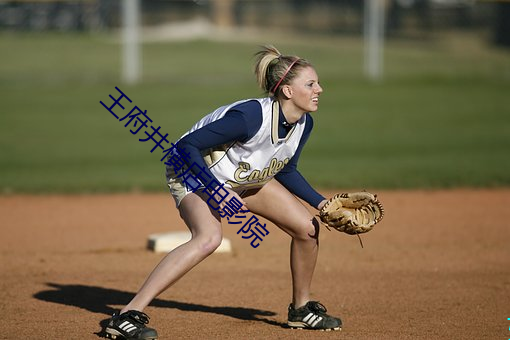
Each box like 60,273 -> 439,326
0,0 -> 508,46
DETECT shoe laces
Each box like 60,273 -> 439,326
307,301 -> 327,314
126,310 -> 150,325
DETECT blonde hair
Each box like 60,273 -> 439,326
253,45 -> 312,97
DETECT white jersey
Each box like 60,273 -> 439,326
177,97 -> 307,190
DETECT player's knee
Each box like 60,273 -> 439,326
194,231 -> 223,256
294,217 -> 320,241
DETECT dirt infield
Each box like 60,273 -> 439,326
1,189 -> 509,339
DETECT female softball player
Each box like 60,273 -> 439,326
105,45 -> 341,339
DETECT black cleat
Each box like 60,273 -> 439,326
105,310 -> 158,340
287,301 -> 342,331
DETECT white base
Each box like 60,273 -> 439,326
147,231 -> 232,253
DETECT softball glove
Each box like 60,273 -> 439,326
319,192 -> 384,235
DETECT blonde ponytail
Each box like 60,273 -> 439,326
253,45 -> 312,96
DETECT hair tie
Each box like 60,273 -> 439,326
271,58 -> 299,94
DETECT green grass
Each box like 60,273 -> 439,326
0,32 -> 509,193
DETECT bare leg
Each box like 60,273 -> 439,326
121,192 -> 222,313
243,180 -> 320,309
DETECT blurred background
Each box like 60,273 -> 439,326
0,0 -> 509,193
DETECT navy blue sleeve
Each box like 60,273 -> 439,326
177,100 -> 262,188
275,114 -> 326,209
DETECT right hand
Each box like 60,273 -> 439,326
221,187 -> 248,211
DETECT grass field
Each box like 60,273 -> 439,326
0,31 -> 509,193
